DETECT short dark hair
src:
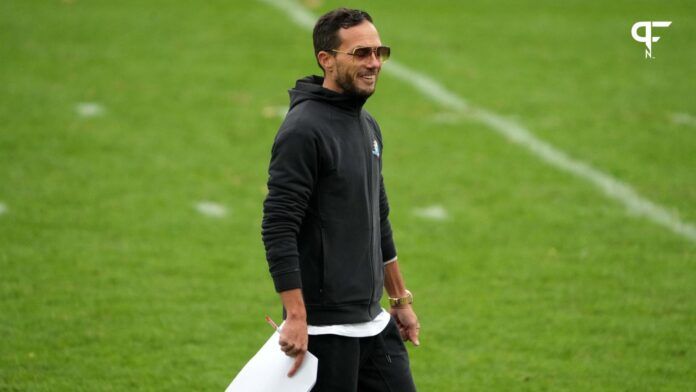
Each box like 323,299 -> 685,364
312,8 -> 373,72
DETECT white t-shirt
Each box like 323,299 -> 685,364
279,309 -> 391,338
307,309 -> 391,337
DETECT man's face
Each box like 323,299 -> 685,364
331,21 -> 383,97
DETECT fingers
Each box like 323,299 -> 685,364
400,325 -> 421,346
407,324 -> 421,346
287,351 -> 306,377
280,338 -> 307,377
280,342 -> 292,354
392,308 -> 421,346
398,326 -> 409,341
397,317 -> 420,346
280,340 -> 303,356
394,319 -> 408,339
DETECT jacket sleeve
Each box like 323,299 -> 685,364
379,173 -> 398,263
369,114 -> 398,263
262,125 -> 318,292
377,130 -> 399,265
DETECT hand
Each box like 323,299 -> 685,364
389,305 -> 420,346
278,316 -> 308,377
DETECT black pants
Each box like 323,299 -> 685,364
308,317 -> 417,392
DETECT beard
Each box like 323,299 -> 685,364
334,63 -> 377,98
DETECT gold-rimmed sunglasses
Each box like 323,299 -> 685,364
330,46 -> 391,62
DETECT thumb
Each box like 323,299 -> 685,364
408,327 -> 420,346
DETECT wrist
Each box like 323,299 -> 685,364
286,310 -> 306,321
279,288 -> 306,322
388,289 -> 413,308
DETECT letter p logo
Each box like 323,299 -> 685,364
631,21 -> 672,59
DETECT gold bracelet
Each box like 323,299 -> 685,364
388,289 -> 413,307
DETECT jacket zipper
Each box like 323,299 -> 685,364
360,117 -> 376,316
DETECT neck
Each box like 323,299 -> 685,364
322,74 -> 344,94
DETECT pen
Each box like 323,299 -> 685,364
265,315 -> 279,330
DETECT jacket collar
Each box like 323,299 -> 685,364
288,75 -> 368,114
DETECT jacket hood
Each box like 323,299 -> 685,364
288,75 -> 368,113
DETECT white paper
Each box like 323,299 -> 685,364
226,331 -> 318,392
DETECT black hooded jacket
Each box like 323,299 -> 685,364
262,75 -> 397,325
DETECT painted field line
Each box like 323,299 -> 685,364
75,102 -> 105,118
413,205 -> 449,221
0,202 -> 6,216
671,112 -> 696,127
258,0 -> 696,243
195,201 -> 228,218
262,105 -> 289,119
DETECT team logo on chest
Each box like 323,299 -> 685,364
371,139 -> 380,158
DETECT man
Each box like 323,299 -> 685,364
262,8 -> 419,391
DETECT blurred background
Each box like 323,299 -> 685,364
1,0 -> 694,390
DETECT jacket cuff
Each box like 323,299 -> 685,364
272,270 -> 303,292
381,236 -> 397,263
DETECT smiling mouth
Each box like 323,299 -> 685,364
359,74 -> 376,83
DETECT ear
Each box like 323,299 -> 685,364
317,51 -> 335,74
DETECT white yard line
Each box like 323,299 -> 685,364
258,0 -> 696,243
75,102 -> 105,118
413,205 -> 449,221
262,105 -> 289,119
195,201 -> 228,218
671,112 -> 696,127
258,0 -> 315,29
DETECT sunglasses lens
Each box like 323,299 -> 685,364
350,47 -> 391,62
377,46 -> 391,61
354,47 -> 373,58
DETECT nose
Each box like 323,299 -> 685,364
367,50 -> 381,69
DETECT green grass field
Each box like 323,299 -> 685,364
1,0 -> 695,390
